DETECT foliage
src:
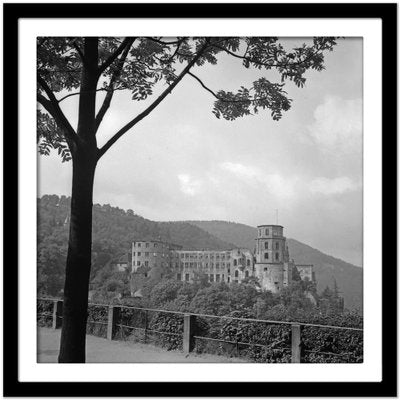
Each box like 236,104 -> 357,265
37,37 -> 338,159
37,299 -> 54,328
86,304 -> 108,338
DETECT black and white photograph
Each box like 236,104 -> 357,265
36,35 -> 364,364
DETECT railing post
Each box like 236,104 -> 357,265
291,324 -> 302,363
183,314 -> 196,353
107,306 -> 120,340
52,300 -> 63,329
144,310 -> 148,343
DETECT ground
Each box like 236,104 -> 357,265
37,328 -> 246,363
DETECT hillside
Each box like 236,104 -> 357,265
37,196 -> 235,296
186,220 -> 363,311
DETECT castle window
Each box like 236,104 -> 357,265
245,270 -> 249,278
137,261 -> 141,266
233,259 -> 237,266
222,274 -> 225,281
137,252 -> 141,257
185,274 -> 190,282
138,243 -> 141,247
275,242 -> 279,250
264,242 -> 268,250
145,243 -> 149,248
210,275 -> 214,282
264,252 -> 269,260
275,253 -> 279,261
227,277 -> 231,283
247,259 -> 250,266
216,274 -> 220,282
266,229 -> 269,235
234,270 -> 239,278
145,261 -> 149,267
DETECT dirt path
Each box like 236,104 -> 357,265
37,328 -> 246,363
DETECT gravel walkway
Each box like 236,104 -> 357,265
37,328 -> 246,363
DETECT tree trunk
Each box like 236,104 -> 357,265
58,37 -> 99,363
58,150 -> 97,363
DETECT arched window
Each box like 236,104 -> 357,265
245,270 -> 249,278
247,259 -> 250,266
234,270 -> 239,277
233,259 -> 237,266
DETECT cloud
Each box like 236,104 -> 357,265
220,162 -> 295,198
178,174 -> 202,196
307,96 -> 362,154
309,176 -> 361,195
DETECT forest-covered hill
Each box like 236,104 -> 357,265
186,220 -> 362,311
38,196 -> 362,311
37,195 -> 235,296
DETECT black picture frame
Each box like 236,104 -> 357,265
3,2 -> 397,397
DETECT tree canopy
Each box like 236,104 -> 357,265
37,37 -> 337,161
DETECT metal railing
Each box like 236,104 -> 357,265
37,298 -> 363,363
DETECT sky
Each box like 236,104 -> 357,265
38,37 -> 363,266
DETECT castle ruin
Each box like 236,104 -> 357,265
121,224 -> 315,294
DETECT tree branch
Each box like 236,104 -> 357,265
95,38 -> 134,133
188,72 -> 271,104
188,72 -> 221,99
211,42 -> 324,70
58,87 -> 125,103
37,75 -> 78,147
146,37 -> 184,46
98,37 -> 134,76
97,41 -> 211,159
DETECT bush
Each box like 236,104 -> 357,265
37,299 -> 54,327
86,304 -> 108,338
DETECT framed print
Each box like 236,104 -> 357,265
3,2 -> 397,397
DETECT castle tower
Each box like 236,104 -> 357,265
254,224 -> 291,292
